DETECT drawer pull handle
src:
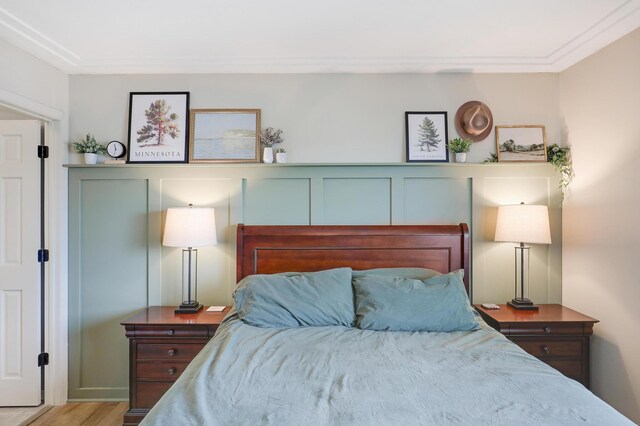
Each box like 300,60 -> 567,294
541,345 -> 551,354
168,368 -> 176,376
167,329 -> 175,336
544,326 -> 551,333
168,349 -> 176,356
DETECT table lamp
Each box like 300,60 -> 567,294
494,202 -> 551,310
163,204 -> 217,314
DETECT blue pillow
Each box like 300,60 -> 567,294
352,267 -> 441,280
352,270 -> 479,332
234,267 -> 355,328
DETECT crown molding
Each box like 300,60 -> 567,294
545,0 -> 640,71
73,56 -> 560,74
0,7 -> 79,72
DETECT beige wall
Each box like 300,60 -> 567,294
69,73 -> 560,164
560,28 -> 640,422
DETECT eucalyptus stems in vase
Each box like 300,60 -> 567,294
260,127 -> 284,163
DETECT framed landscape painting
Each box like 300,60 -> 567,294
405,111 -> 449,162
127,92 -> 190,163
189,109 -> 261,163
496,125 -> 547,162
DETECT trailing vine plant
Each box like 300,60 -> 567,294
546,144 -> 574,202
484,144 -> 574,202
483,153 -> 498,163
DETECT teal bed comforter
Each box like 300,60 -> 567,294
142,310 -> 631,425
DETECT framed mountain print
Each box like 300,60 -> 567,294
127,92 -> 190,163
189,109 -> 261,163
495,125 -> 547,162
405,111 -> 449,162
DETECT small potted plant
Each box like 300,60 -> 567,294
447,137 -> 473,163
73,133 -> 105,164
275,148 -> 287,163
260,127 -> 284,163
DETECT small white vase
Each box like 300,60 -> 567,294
455,153 -> 467,163
263,147 -> 274,163
84,153 -> 98,164
276,153 -> 287,163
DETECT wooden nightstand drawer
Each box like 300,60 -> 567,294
545,359 -> 582,378
132,325 -> 210,338
473,304 -> 598,389
514,340 -> 582,357
135,382 -> 173,408
137,343 -> 205,360
137,361 -> 190,381
508,322 -> 584,336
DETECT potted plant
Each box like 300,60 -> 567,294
73,133 -> 105,164
260,127 -> 284,163
275,148 -> 287,163
447,137 -> 473,163
546,144 -> 574,201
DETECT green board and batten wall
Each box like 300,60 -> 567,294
68,162 -> 561,400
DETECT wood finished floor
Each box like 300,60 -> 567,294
25,403 -> 127,426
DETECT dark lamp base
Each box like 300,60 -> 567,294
175,302 -> 203,314
507,298 -> 539,311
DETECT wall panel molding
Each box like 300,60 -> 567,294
67,163 -> 561,400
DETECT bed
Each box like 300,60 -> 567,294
141,224 -> 631,425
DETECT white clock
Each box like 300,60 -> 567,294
106,141 -> 126,159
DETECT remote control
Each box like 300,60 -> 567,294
481,303 -> 500,310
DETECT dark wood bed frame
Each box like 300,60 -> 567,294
236,224 -> 470,296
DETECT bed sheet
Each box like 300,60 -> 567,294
142,309 -> 631,425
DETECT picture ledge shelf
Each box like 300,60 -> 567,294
64,162 -> 555,168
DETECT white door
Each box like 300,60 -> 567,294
0,120 -> 41,406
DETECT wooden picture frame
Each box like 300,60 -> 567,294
495,125 -> 547,162
189,109 -> 261,163
127,92 -> 190,163
405,111 -> 449,163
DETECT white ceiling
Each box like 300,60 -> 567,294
1,0 -> 639,74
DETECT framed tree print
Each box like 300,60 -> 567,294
405,111 -> 449,162
127,92 -> 190,163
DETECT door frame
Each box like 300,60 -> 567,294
0,89 -> 67,405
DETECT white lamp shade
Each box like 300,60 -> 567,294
495,204 -> 551,244
163,207 -> 217,248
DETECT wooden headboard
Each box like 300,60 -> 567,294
236,224 -> 470,295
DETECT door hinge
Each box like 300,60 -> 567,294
37,145 -> 49,159
38,249 -> 49,263
38,352 -> 49,367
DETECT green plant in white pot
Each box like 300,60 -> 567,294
73,134 -> 105,164
275,148 -> 287,163
447,137 -> 473,163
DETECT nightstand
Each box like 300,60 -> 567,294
474,304 -> 598,388
121,306 -> 231,425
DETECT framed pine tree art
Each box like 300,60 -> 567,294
127,92 -> 190,163
405,111 -> 449,162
